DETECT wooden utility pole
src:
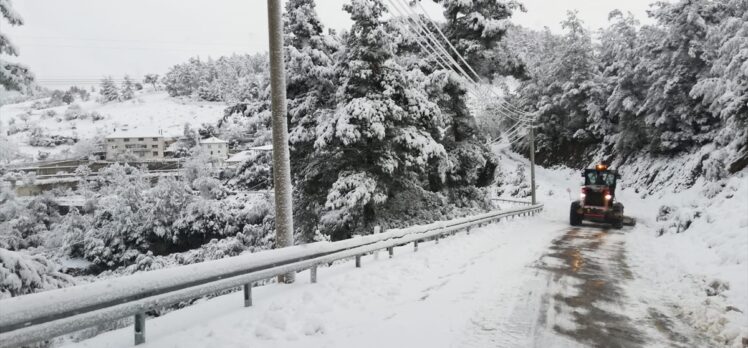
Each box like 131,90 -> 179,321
267,0 -> 294,283
529,120 -> 537,205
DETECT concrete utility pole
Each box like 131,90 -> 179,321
529,120 -> 537,205
267,0 -> 295,284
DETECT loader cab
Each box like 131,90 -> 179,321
582,165 -> 620,194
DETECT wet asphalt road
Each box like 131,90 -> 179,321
532,225 -> 711,348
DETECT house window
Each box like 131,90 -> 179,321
138,138 -> 144,141
124,138 -> 130,142
210,151 -> 214,155
112,146 -> 117,149
152,138 -> 158,141
153,151 -> 159,156
152,145 -> 158,148
107,139 -> 113,143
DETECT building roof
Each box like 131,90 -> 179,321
200,136 -> 228,144
226,150 -> 251,163
106,128 -> 165,139
248,144 -> 273,151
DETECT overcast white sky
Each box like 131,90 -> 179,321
3,0 -> 661,88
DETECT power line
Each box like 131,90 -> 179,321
393,0 -> 530,124
412,1 -> 535,119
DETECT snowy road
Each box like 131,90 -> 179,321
63,212 -> 720,348
59,150 -> 743,347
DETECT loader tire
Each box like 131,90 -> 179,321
570,201 -> 582,226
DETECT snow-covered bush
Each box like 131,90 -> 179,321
0,188 -> 59,251
227,151 -> 273,190
0,248 -> 74,299
64,104 -> 83,120
90,111 -> 105,121
27,127 -> 77,147
53,208 -> 91,258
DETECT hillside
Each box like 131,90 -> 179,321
0,90 -> 226,163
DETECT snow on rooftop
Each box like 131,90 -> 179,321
248,144 -> 273,151
106,128 -> 168,139
200,136 -> 228,144
226,150 -> 251,163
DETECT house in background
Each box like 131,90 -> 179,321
199,136 -> 229,161
105,128 -> 169,161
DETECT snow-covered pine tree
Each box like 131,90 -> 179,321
597,10 -> 650,154
121,75 -> 135,100
690,0 -> 747,170
0,0 -> 34,91
513,11 -> 601,164
312,0 -> 446,240
638,0 -> 721,153
99,76 -> 120,102
282,0 -> 341,237
433,0 -> 526,78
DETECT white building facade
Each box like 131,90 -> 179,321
105,129 -> 168,161
199,137 -> 229,161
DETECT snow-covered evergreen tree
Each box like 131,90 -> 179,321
597,10 -> 649,154
0,0 -> 34,92
690,0 -> 747,162
99,76 -> 120,102
311,0 -> 446,239
638,0 -> 720,153
120,75 -> 135,100
433,0 -> 526,78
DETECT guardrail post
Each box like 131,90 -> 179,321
310,265 -> 317,283
414,240 -> 419,251
373,226 -> 381,260
467,226 -> 471,235
355,255 -> 361,268
435,235 -> 439,244
388,247 -> 394,258
243,283 -> 252,307
134,312 -> 145,345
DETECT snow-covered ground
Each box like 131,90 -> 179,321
0,91 -> 225,161
59,146 -> 747,348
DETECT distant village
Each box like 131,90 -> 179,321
3,127 -> 272,198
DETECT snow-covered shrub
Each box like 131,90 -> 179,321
90,111 -> 105,122
43,109 -> 56,118
0,248 -> 74,299
53,208 -> 91,258
0,189 -> 59,251
64,104 -> 83,121
655,205 -> 701,236
227,151 -> 272,190
28,127 -> 77,147
70,137 -> 102,160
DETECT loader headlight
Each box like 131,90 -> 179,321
580,193 -> 586,199
604,194 -> 612,200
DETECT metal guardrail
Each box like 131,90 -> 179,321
0,204 -> 543,348
491,198 -> 534,205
